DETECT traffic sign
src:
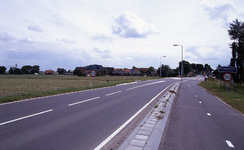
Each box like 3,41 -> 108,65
223,73 -> 233,82
90,70 -> 97,77
218,67 -> 237,73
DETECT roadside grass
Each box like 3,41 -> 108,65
0,74 -> 160,103
199,78 -> 244,114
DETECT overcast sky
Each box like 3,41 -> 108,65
1,0 -> 244,71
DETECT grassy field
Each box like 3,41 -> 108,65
0,74 -> 160,103
199,78 -> 244,114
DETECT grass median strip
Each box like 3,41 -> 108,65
199,78 -> 244,114
0,75 -> 160,104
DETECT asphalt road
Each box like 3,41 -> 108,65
0,79 -> 176,150
160,77 -> 244,150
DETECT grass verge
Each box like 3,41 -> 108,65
0,75 -> 160,103
198,78 -> 244,114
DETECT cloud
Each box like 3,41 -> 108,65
112,11 -> 158,38
185,46 -> 231,67
92,34 -> 112,42
28,24 -> 43,32
19,37 -> 35,43
201,0 -> 234,27
59,38 -> 76,43
0,31 -> 15,41
124,57 -> 134,60
93,47 -> 112,59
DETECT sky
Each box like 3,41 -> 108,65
1,0 -> 244,71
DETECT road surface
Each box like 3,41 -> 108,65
0,79 -> 176,150
160,77 -> 244,150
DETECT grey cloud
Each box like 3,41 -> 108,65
0,31 -> 15,41
202,0 -> 234,27
93,47 -> 112,59
28,24 -> 43,32
92,34 -> 112,42
112,12 -> 158,38
19,37 -> 35,43
0,40 -> 84,70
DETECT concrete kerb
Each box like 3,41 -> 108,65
118,82 -> 180,150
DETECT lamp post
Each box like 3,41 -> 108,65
160,56 -> 166,77
173,44 -> 183,81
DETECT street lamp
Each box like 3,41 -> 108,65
173,44 -> 183,81
160,56 -> 166,77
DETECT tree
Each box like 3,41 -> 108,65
190,63 -> 204,75
179,60 -> 191,76
57,68 -> 66,74
0,66 -> 6,74
157,65 -> 172,77
73,69 -> 85,76
21,65 -> 33,74
32,65 -> 40,74
228,19 -> 244,83
147,66 -> 155,76
9,67 -> 22,74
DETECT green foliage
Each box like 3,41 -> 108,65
228,19 -> 244,83
0,66 -> 6,74
9,67 -> 22,74
157,64 -> 172,77
57,68 -> 66,74
21,65 -> 33,74
32,65 -> 40,73
199,78 -> 244,114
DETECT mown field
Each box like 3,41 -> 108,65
199,78 -> 244,114
0,74 -> 160,103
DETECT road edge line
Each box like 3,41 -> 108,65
94,83 -> 174,150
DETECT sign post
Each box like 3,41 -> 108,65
90,70 -> 97,86
223,73 -> 233,93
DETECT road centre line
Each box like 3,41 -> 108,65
68,97 -> 100,106
225,140 -> 234,148
94,82 -> 175,150
207,113 -> 211,116
0,109 -> 53,126
106,91 -> 121,96
126,81 -> 165,91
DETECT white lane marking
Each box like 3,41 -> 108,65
68,97 -> 100,106
0,109 -> 53,126
207,113 -> 211,116
94,82 -> 175,150
126,81 -> 165,91
226,140 -> 234,148
195,95 -> 197,97
106,91 -> 121,96
199,101 -> 202,104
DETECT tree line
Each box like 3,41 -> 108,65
228,19 -> 244,83
157,61 -> 212,77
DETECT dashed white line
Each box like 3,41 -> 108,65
126,81 -> 165,91
106,91 -> 121,96
199,101 -> 202,104
68,97 -> 100,106
226,140 -> 234,148
207,113 -> 211,116
0,109 -> 53,126
195,95 -> 197,97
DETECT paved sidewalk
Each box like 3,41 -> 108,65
118,82 -> 180,150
